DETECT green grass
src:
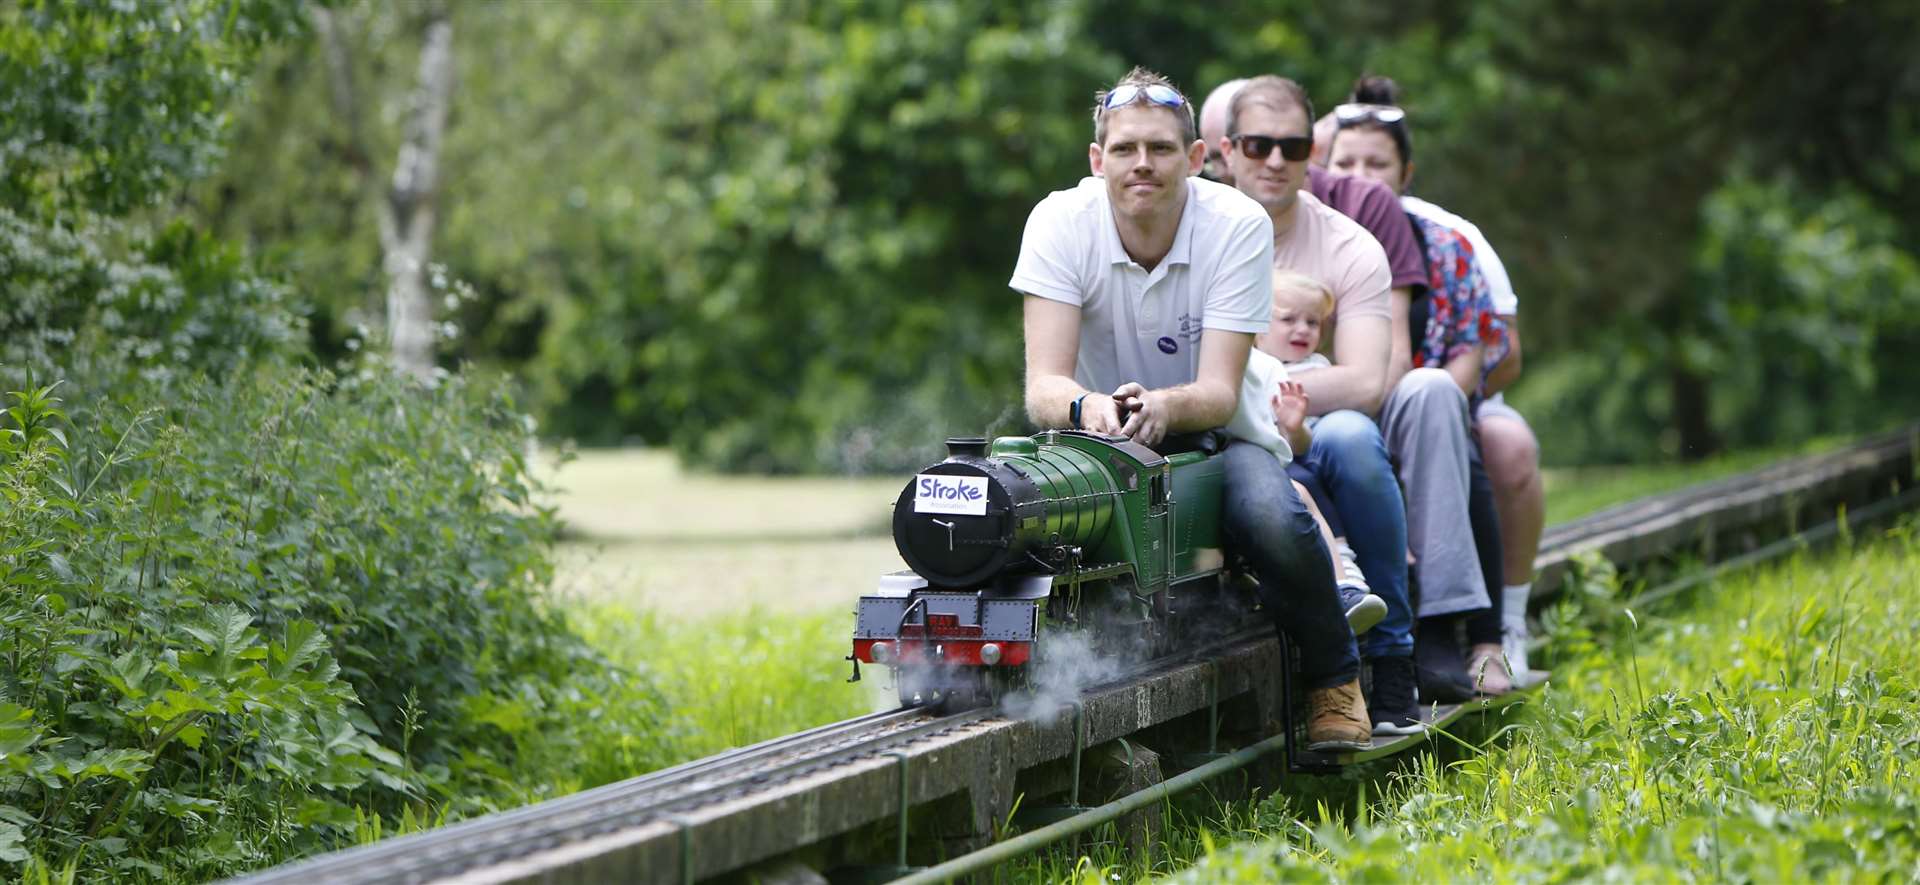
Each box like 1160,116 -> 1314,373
542,448 -> 905,616
1013,517 -> 1920,882
572,604 -> 885,777
487,603 -> 887,800
1541,434 -> 1852,524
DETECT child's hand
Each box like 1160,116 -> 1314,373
1271,380 -> 1309,435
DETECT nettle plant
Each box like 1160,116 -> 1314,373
0,368 -> 581,881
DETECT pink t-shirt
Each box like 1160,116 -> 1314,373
1272,191 -> 1393,324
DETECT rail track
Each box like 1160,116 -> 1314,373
230,423 -> 1918,885
235,708 -> 972,884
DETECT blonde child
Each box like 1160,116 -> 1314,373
1226,272 -> 1383,633
1259,270 -> 1334,385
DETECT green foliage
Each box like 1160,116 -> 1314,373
0,367 -> 611,880
209,0 -> 1124,471
1157,521 -> 1920,882
1514,176 -> 1920,463
0,210 -> 306,387
1,0 -> 665,879
0,0 -> 306,215
204,0 -> 1920,471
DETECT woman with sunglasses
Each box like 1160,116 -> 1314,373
1327,76 -> 1523,694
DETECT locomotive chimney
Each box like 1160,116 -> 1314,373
945,437 -> 989,459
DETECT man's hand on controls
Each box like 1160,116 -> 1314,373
1111,382 -> 1170,447
1076,391 -> 1128,436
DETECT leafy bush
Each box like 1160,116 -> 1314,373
0,0 -> 306,215
0,367 -> 601,881
0,210 -> 307,388
1512,176 -> 1920,465
1,2 -> 649,878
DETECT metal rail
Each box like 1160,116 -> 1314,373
236,623 -> 1271,885
235,707 -> 975,884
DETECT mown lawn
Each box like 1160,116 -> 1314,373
1541,433 -> 1855,524
1017,517 -> 1920,882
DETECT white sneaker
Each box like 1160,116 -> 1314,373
1502,622 -> 1531,676
1335,541 -> 1369,593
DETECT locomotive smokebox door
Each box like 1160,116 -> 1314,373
893,439 -> 1039,588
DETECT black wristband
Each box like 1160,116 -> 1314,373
1070,393 -> 1092,429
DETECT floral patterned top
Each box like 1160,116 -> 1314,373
1408,211 -> 1508,389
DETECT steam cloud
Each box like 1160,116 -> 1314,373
1000,628 -> 1143,724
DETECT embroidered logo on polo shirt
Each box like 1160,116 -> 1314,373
1156,336 -> 1178,354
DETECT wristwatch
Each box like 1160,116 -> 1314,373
1069,393 -> 1092,429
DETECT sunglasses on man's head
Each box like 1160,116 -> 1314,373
1333,103 -> 1407,126
1102,83 -> 1186,111
1231,134 -> 1313,162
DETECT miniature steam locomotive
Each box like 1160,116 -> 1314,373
850,431 -> 1256,708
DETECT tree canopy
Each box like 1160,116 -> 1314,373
198,0 -> 1920,468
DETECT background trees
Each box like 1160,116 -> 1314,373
65,0 -> 1873,469
198,0 -> 1920,471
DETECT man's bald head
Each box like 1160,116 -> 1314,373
1198,78 -> 1247,183
1311,112 -> 1337,167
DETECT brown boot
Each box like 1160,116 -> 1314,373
1306,679 -> 1373,751
1466,643 -> 1514,695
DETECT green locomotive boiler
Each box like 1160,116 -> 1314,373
851,431 -> 1253,708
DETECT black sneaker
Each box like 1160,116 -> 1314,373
1416,661 -> 1475,704
1366,655 -> 1423,735
1414,633 -> 1475,704
1338,584 -> 1387,635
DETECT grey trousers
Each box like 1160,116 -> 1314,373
1379,368 -> 1489,617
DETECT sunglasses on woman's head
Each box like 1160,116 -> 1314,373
1333,103 -> 1407,126
1102,83 -> 1186,111
1231,134 -> 1313,162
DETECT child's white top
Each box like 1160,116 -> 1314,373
1226,348 -> 1299,464
1283,352 -> 1332,374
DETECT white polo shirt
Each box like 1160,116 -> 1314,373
1009,176 -> 1273,395
1401,195 -> 1517,316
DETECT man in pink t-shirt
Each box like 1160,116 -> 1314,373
1212,75 -> 1493,733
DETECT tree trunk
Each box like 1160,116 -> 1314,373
1670,361 -> 1720,461
310,6 -> 372,181
380,7 -> 455,381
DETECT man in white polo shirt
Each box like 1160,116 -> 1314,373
1012,67 -> 1371,751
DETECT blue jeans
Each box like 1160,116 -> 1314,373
1220,442 -> 1359,689
1290,410 -> 1414,659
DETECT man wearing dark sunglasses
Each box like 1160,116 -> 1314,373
1012,67 -> 1373,752
1202,80 -> 1426,346
1211,75 -> 1428,736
